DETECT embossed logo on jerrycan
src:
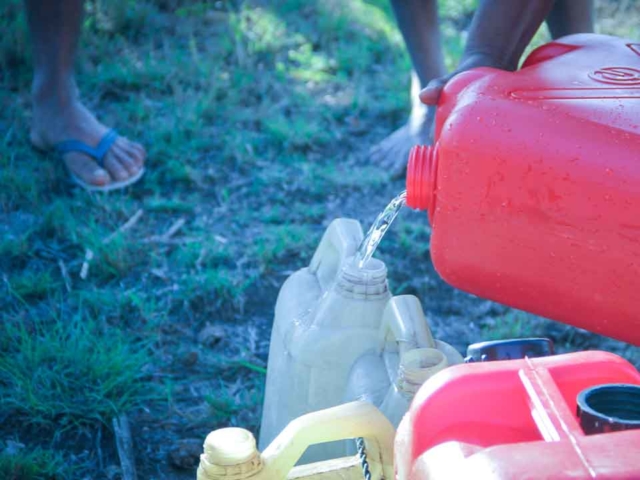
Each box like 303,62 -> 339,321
259,218 -> 392,463
406,34 -> 640,345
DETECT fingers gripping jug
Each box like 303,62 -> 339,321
406,34 -> 640,345
259,219 -> 392,463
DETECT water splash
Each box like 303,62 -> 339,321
354,190 -> 407,268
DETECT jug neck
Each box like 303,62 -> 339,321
406,144 -> 438,216
335,258 -> 389,299
397,348 -> 447,398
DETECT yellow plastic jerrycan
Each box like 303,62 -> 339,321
344,295 -> 463,429
260,219 -> 392,463
198,401 -> 395,480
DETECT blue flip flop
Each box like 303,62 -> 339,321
54,129 -> 145,192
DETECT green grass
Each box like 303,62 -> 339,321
0,316 -> 151,431
0,445 -> 73,480
7,269 -> 60,302
1,0 -> 638,477
248,224 -> 315,271
480,311 -> 542,341
205,376 -> 264,424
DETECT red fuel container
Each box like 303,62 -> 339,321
406,34 -> 640,345
395,351 -> 640,479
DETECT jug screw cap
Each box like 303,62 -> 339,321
464,338 -> 554,363
577,384 -> 640,435
197,428 -> 263,480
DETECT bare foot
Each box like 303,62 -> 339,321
369,102 -> 435,180
30,87 -> 146,189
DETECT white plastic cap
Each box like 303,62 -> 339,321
198,428 -> 263,480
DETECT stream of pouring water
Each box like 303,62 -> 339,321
354,190 -> 407,268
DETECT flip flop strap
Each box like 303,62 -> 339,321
54,129 -> 119,166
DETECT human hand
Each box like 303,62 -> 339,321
419,51 -> 511,106
419,0 -> 555,106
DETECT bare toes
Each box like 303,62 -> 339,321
390,147 -> 410,179
128,139 -> 146,158
103,152 -> 131,182
28,96 -> 146,189
369,144 -> 385,163
370,129 -> 403,165
111,142 -> 140,176
119,138 -> 146,168
64,152 -> 111,186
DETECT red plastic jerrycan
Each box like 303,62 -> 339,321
394,351 -> 640,479
406,34 -> 640,345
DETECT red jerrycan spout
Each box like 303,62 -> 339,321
406,144 -> 437,215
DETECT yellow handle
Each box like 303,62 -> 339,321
198,402 -> 395,480
262,401 -> 395,480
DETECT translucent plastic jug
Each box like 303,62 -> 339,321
259,218 -> 392,463
405,34 -> 640,345
344,295 -> 463,428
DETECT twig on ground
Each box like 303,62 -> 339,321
142,217 -> 187,243
113,414 -> 138,480
141,237 -> 200,245
79,249 -> 94,280
195,246 -> 208,270
230,21 -> 247,67
162,217 -> 186,239
214,234 -> 228,244
78,210 -> 143,280
156,283 -> 180,295
103,209 -> 144,245
150,268 -> 168,279
58,259 -> 72,292
96,423 -> 104,472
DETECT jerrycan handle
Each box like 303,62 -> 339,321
197,402 -> 394,480
434,68 -> 492,137
521,42 -> 580,69
309,218 -> 364,291
261,401 -> 395,480
379,295 -> 437,355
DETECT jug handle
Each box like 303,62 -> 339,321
379,295 -> 437,355
435,68 -> 492,139
309,218 -> 363,291
521,42 -> 580,68
261,401 -> 395,480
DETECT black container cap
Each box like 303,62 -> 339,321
577,383 -> 640,435
465,338 -> 554,363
